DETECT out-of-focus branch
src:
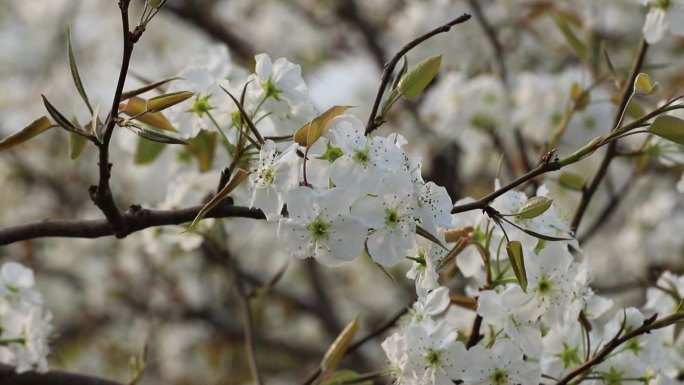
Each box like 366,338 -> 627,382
570,40 -> 649,233
335,0 -> 386,69
578,172 -> 637,244
165,1 -> 254,67
465,0 -> 507,84
365,13 -> 472,135
0,201 -> 265,245
0,365 -> 123,385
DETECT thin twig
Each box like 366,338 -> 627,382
335,0 -> 386,69
556,313 -> 684,385
570,40 -> 649,233
300,306 -> 410,385
365,13 -> 471,135
225,247 -> 264,385
451,156 -> 561,214
578,172 -> 637,244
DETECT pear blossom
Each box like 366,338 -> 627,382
462,339 -> 541,385
406,239 -> 447,296
249,140 -> 301,221
352,192 -> 417,265
639,0 -> 684,43
0,262 -> 52,373
277,187 -> 367,266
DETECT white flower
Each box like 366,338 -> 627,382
352,192 -> 417,265
329,116 -> 411,194
402,321 -> 467,384
416,182 -> 453,239
406,239 -> 447,296
249,140 -> 301,221
277,187 -> 367,266
247,53 -> 315,135
462,339 -> 540,385
640,0 -> 684,43
410,286 -> 451,323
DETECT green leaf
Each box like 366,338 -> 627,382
123,122 -> 189,145
42,95 -> 85,135
293,106 -> 352,147
69,132 -> 88,160
321,370 -> 372,385
146,0 -> 168,8
516,196 -> 553,219
67,24 -> 93,113
145,91 -> 194,113
320,316 -> 359,377
558,171 -> 585,191
120,97 -> 179,132
416,225 -> 448,250
506,241 -> 527,292
221,86 -> 264,145
187,168 -> 250,230
649,115 -> 684,146
186,130 -> 218,172
570,82 -> 590,111
551,13 -> 589,60
135,136 -> 166,164
397,55 -> 442,99
391,56 -> 408,92
0,116 -> 53,151
91,103 -> 103,143
634,73 -> 659,95
121,77 -> 181,101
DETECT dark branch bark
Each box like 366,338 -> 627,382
365,13 -> 471,135
0,201 -> 265,245
335,0 -> 386,69
0,365 -> 123,385
165,1 -> 254,67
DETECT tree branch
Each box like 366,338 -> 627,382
90,0 -> 141,237
465,0 -> 507,84
570,39 -> 648,233
365,13 -> 471,135
451,155 -> 561,214
0,201 -> 265,245
0,365 -> 123,385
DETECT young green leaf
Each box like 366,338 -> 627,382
134,136 -> 166,164
551,13 -> 589,60
187,168 -> 250,230
145,91 -> 194,113
397,55 -> 442,99
121,77 -> 181,101
320,316 -> 359,377
506,240 -> 527,292
69,132 -> 88,160
634,73 -> 659,95
67,24 -> 93,114
558,171 -> 585,191
186,130 -> 218,172
120,97 -> 178,132
123,122 -> 189,145
0,116 -> 52,152
42,95 -> 83,135
516,196 -> 553,219
649,115 -> 684,146
293,106 -> 352,147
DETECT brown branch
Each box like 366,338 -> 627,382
570,40 -> 649,233
90,0 -> 140,237
451,155 -> 561,214
0,364 -> 123,385
164,1 -> 254,67
365,13 -> 471,135
578,172 -> 637,244
0,201 -> 265,245
556,313 -> 684,385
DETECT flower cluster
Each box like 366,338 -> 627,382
0,262 -> 52,373
248,113 -> 453,267
382,185 -> 684,384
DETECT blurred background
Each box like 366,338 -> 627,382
1,1 -> 683,384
